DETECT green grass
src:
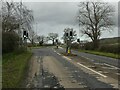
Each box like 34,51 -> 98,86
78,49 -> 119,59
2,51 -> 32,88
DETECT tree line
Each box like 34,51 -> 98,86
2,1 -> 116,53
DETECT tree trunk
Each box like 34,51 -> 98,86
52,39 -> 54,45
93,39 -> 99,50
32,39 -> 34,45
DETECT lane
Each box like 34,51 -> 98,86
43,56 -> 83,88
31,47 -> 118,89
47,48 -> 117,88
54,47 -> 118,88
59,47 -> 119,68
57,47 -> 119,77
74,51 -> 118,67
30,48 -> 64,88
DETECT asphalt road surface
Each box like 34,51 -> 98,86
59,47 -> 119,68
27,47 -> 119,89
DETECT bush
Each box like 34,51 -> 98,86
71,42 -> 79,49
2,32 -> 19,53
84,42 -> 94,50
98,44 -> 120,54
14,46 -> 27,54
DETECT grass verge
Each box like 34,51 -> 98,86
78,49 -> 119,59
2,51 -> 32,88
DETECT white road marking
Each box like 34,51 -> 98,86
62,56 -> 72,61
116,73 -> 120,75
54,50 -> 56,53
77,62 -> 107,78
57,53 -> 61,56
104,63 -> 119,70
82,55 -> 119,70
81,56 -> 94,61
59,47 -> 64,49
53,50 -> 61,56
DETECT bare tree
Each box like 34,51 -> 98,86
77,2 -> 115,49
62,28 -> 77,44
62,28 -> 77,53
47,33 -> 58,45
37,35 -> 45,45
2,1 -> 34,35
2,1 -> 34,46
2,2 -> 20,32
29,31 -> 36,45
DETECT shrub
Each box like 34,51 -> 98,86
71,42 -> 79,49
98,44 -> 120,54
14,46 -> 27,54
2,32 -> 19,53
84,42 -> 94,50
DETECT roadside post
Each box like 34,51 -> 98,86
23,30 -> 28,51
56,39 -> 58,49
69,29 -> 73,54
77,38 -> 80,49
65,31 -> 69,53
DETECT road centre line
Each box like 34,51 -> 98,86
54,50 -> 56,53
104,63 -> 119,70
77,62 -> 107,78
81,56 -> 93,61
54,49 -> 110,78
53,50 -> 61,56
62,55 -> 107,77
81,56 -> 119,70
62,56 -> 72,61
59,47 -> 64,49
57,53 -> 61,56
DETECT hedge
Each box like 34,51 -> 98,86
2,32 -> 19,53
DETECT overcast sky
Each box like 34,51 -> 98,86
24,1 -> 118,42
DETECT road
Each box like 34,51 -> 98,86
73,50 -> 118,67
59,47 -> 119,68
26,47 -> 119,89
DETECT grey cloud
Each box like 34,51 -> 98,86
25,2 -> 78,25
24,2 -> 118,41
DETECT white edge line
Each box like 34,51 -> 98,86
77,62 -> 107,78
